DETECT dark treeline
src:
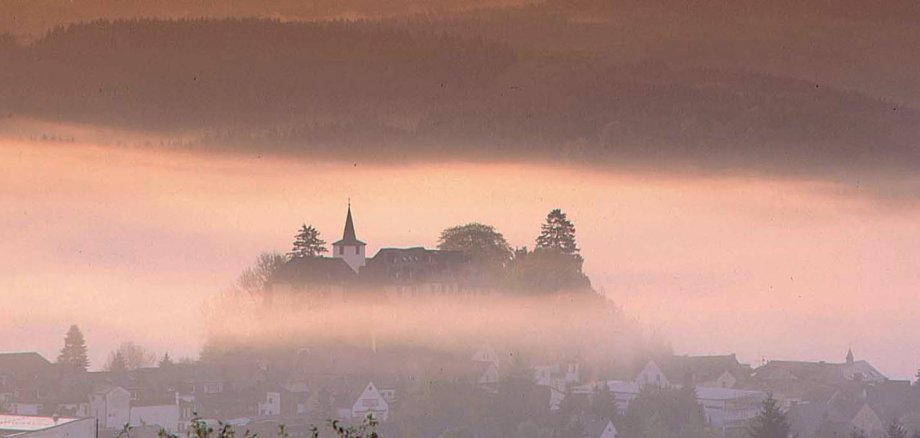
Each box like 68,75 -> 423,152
1,11 -> 919,175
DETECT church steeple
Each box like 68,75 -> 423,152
342,203 -> 358,244
332,202 -> 366,272
846,348 -> 855,364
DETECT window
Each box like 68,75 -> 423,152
339,246 -> 344,255
355,247 -> 359,255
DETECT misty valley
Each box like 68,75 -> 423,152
1,1 -> 919,438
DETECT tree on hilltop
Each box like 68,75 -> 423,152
57,325 -> 89,371
290,224 -> 327,258
536,209 -> 579,257
438,222 -> 513,271
238,252 -> 287,293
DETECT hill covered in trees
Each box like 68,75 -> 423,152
1,2 -> 919,179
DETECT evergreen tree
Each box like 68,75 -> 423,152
535,209 -> 579,256
749,394 -> 791,438
106,351 -> 128,372
57,325 -> 89,371
290,224 -> 327,258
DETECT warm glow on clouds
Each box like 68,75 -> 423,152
1,141 -> 918,377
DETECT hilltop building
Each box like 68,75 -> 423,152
271,205 -> 485,298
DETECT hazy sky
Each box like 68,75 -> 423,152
1,140 -> 918,378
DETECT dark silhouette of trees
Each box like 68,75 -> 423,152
619,385 -> 713,438
238,252 -> 288,293
749,394 -> 791,438
105,341 -> 155,371
57,325 -> 89,371
536,209 -> 579,256
106,350 -> 128,372
291,225 -> 327,258
438,222 -> 513,271
158,352 -> 174,368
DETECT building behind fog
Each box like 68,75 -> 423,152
271,205 -> 485,298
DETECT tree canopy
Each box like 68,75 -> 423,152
238,252 -> 288,293
105,341 -> 156,371
437,222 -> 513,271
57,324 -> 89,371
291,224 -> 327,258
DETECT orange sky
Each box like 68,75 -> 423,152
1,140 -> 918,377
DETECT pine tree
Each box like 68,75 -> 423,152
57,325 -> 89,371
290,224 -> 327,258
159,352 -> 174,368
535,209 -> 579,256
749,394 -> 791,438
107,351 -> 128,372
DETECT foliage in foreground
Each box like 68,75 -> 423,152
118,414 -> 379,438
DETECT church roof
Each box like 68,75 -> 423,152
332,205 -> 365,246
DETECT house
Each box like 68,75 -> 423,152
257,383 -> 311,417
534,363 -> 580,387
270,205 -> 482,298
749,349 -> 888,404
349,382 -> 388,421
635,361 -> 669,388
0,353 -> 56,415
695,387 -> 768,436
89,386 -> 130,430
0,414 -> 96,438
633,355 -> 751,389
582,415 -> 618,438
787,380 -> 913,438
129,395 -> 180,434
572,380 -> 641,415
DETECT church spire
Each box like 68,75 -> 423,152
846,348 -> 855,364
343,203 -> 357,243
332,201 -> 366,273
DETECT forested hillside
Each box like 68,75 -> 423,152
1,1 -> 919,176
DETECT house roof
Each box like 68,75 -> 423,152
272,256 -> 356,285
658,354 -> 751,385
582,415 -> 616,438
0,415 -> 82,432
753,359 -> 887,385
0,352 -> 52,375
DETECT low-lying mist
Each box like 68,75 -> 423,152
2,139 -> 919,377
202,289 -> 660,368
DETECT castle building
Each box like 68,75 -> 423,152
270,205 -> 485,298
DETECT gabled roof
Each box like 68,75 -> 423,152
582,415 -> 617,438
658,354 -> 751,386
0,352 -> 52,375
272,256 -> 357,285
753,359 -> 887,385
332,205 -> 365,246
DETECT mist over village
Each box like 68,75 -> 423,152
1,1 -> 920,438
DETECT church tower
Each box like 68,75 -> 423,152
332,203 -> 366,273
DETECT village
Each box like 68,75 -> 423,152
1,207 -> 919,438
0,345 -> 916,438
